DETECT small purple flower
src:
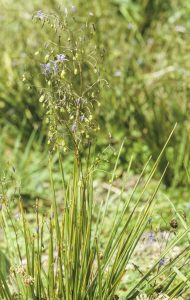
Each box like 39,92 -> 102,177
148,231 -> 156,243
159,258 -> 165,267
40,60 -> 59,76
51,212 -> 54,219
148,217 -> 152,224
56,54 -> 68,62
40,63 -> 51,76
35,10 -> 46,20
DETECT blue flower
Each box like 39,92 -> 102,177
40,60 -> 59,76
159,258 -> 165,267
56,54 -> 68,61
40,63 -> 51,76
148,231 -> 156,243
35,10 -> 46,20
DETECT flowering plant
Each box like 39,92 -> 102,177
34,10 -> 106,154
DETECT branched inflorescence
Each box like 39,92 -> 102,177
33,9 -> 107,154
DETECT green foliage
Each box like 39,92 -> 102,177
0,144 -> 190,299
0,126 -> 52,201
90,0 -> 190,185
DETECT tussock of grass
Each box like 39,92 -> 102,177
0,1 -> 190,299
